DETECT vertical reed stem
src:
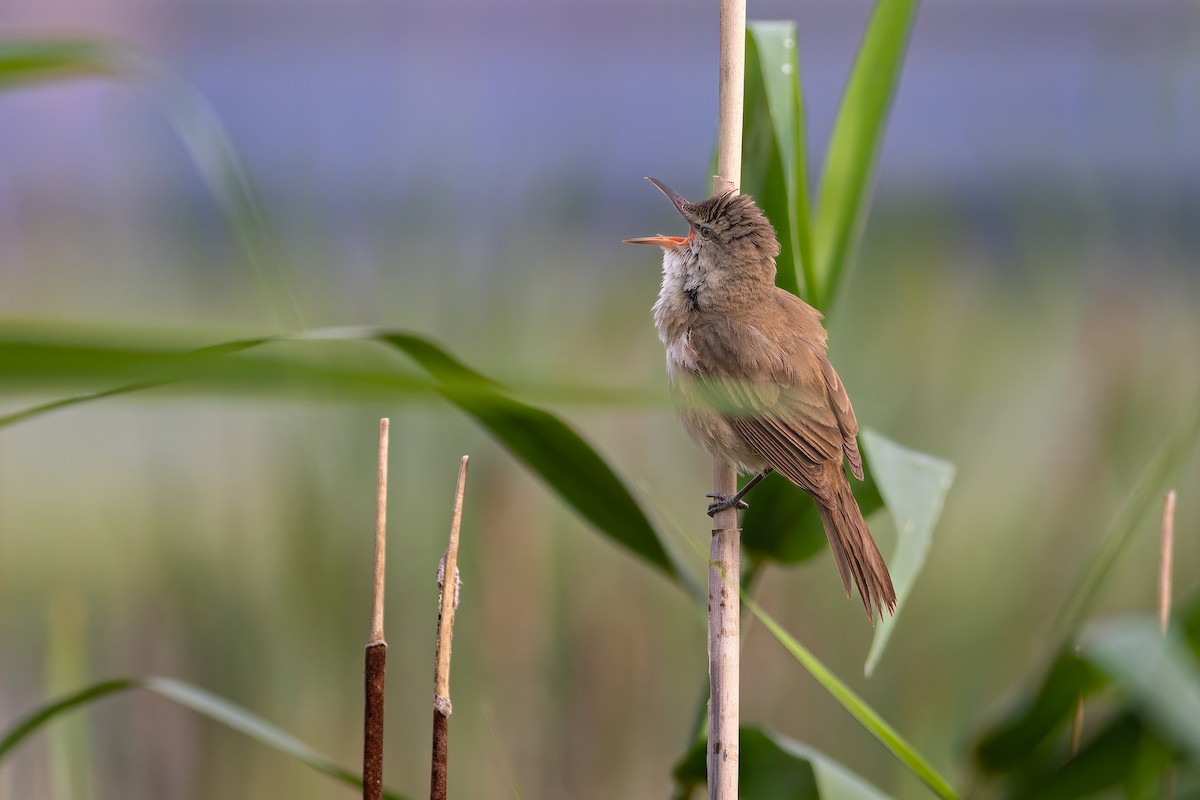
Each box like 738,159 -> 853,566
363,418 -> 390,800
431,456 -> 469,800
709,0 -> 745,797
1159,490 -> 1176,635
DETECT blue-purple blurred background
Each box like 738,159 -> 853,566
2,2 -> 1198,799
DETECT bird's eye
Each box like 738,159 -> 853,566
696,224 -> 712,238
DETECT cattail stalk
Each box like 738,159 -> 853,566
363,419 -> 390,800
431,456 -> 469,800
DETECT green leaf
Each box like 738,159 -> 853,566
745,596 -> 959,799
1081,617 -> 1200,760
813,0 -> 920,307
978,615 -> 1200,799
1004,712 -> 1156,800
0,679 -> 138,760
0,39 -> 124,88
973,651 -> 1106,773
0,325 -> 678,580
1053,403 -> 1200,642
860,428 -> 955,675
739,427 -> 952,676
742,22 -> 816,301
674,726 -> 891,799
0,677 -> 411,799
377,332 -> 679,580
771,734 -> 893,799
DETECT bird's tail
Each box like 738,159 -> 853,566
817,474 -> 897,623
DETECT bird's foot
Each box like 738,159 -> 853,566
706,493 -> 749,517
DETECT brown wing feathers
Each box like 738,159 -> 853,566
692,314 -> 896,620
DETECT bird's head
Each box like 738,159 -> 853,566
623,177 -> 780,286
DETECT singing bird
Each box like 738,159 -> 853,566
625,178 -> 896,621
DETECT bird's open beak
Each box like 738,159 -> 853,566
623,177 -> 692,248
644,176 -> 689,213
623,234 -> 689,247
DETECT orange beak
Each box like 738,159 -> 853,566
623,176 -> 693,248
623,234 -> 689,247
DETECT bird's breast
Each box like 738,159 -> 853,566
663,331 -> 699,383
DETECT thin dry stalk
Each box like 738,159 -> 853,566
1162,489 -> 1178,798
363,418 -> 390,800
1160,490 -> 1176,635
1070,697 -> 1083,756
431,455 -> 469,800
371,419 -> 390,645
708,0 -> 745,797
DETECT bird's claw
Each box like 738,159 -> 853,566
706,492 -> 749,517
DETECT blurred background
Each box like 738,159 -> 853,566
2,0 -> 1199,798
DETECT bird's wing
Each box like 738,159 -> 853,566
820,355 -> 864,480
689,319 -> 850,500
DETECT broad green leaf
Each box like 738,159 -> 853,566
1081,618 -> 1200,760
742,22 -> 815,300
0,677 -> 411,799
980,616 -> 1200,799
773,734 -> 893,799
674,726 -> 890,799
377,332 -> 679,580
1053,403 -> 1200,641
1005,713 -> 1155,800
973,651 -> 1106,773
674,726 -> 818,800
739,426 -> 952,677
813,0 -> 919,307
975,588 -> 1200,778
0,40 -> 123,88
860,428 -> 954,675
745,596 -> 959,799
0,325 -> 678,579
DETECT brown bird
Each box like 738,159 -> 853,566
625,177 -> 896,621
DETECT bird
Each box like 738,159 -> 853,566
624,177 -> 896,621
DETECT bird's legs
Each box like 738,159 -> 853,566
706,468 -> 774,517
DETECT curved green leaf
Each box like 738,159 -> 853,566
743,22 -> 815,300
973,651 -> 1106,773
0,325 -> 676,578
1081,618 -> 1200,760
0,679 -> 138,760
0,677 -> 411,799
1004,713 -> 1164,800
674,725 -> 890,799
860,428 -> 954,675
813,0 -> 920,306
975,613 -> 1200,798
377,332 -> 678,579
745,596 -> 959,799
739,426 -> 952,678
0,39 -> 123,88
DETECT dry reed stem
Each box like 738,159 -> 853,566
431,455 -> 469,800
363,418 -> 390,800
1160,490 -> 1176,635
708,0 -> 745,797
370,419 -> 390,644
1162,489 -> 1178,798
1069,697 -> 1083,756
